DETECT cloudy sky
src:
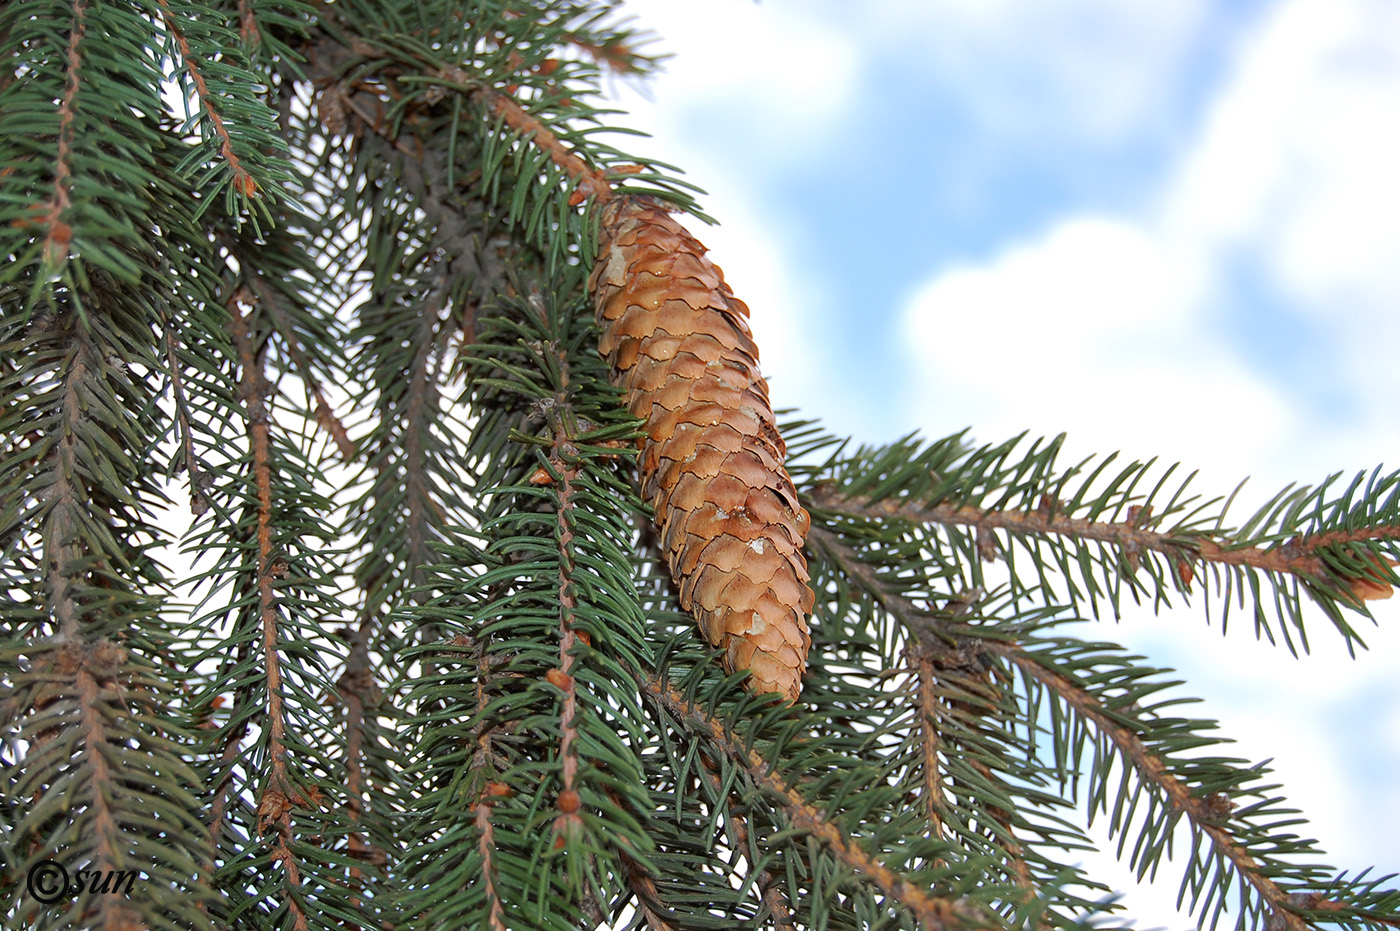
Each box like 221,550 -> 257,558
604,0 -> 1400,926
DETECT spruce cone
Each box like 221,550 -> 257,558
588,196 -> 815,701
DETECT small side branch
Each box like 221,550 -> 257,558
337,627 -> 382,895
160,306 -> 209,513
915,655 -> 947,842
156,0 -> 256,195
810,488 -> 1400,596
230,299 -> 306,930
642,677 -> 994,931
552,444 -> 583,841
468,84 -> 613,203
812,526 -> 1319,930
475,801 -> 508,931
39,0 -> 86,265
245,275 -> 355,459
984,639 -> 1310,931
965,757 -> 1038,908
75,650 -> 128,926
465,634 -> 508,928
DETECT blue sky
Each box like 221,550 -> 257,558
606,1 -> 1400,926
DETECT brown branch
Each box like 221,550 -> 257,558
916,655 -> 947,843
621,851 -> 676,931
204,703 -> 247,880
239,268 -> 356,460
983,638 -> 1311,931
401,305 -> 441,583
230,298 -> 306,931
913,640 -> 1038,912
642,677 -> 996,931
38,0 -> 86,267
809,487 -> 1400,593
560,32 -> 643,74
965,757 -> 1037,908
454,78 -> 612,203
551,442 -> 584,842
597,785 -> 676,931
47,339 -> 89,642
337,629 -> 383,898
203,595 -> 257,905
460,633 -> 509,928
475,800 -> 508,931
156,0 -> 257,196
696,755 -> 796,931
237,0 -> 260,47
75,646 -> 145,931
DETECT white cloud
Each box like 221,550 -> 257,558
615,0 -> 857,152
902,0 -> 1400,488
869,0 -> 1210,142
903,215 -> 1295,480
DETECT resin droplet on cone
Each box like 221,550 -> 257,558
588,196 -> 815,700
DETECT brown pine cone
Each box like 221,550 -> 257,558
588,196 -> 815,701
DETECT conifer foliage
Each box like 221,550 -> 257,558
0,2 -> 1397,930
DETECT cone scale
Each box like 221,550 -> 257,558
589,196 -> 815,701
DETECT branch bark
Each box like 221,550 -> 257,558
809,487 -> 1400,595
642,677 -> 996,931
230,298 -> 307,931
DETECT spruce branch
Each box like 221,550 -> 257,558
230,297 -> 307,930
71,644 -> 140,931
237,0 -> 260,47
798,430 -> 1400,653
916,653 -> 949,843
156,0 -> 258,199
470,631 -> 510,931
810,487 -> 1400,601
474,797 -> 509,931
37,0 -> 85,269
468,82 -> 614,202
817,518 -> 1263,922
551,430 -> 586,843
984,637 -> 1310,931
160,301 -> 211,513
242,267 -> 356,460
336,628 -> 380,898
642,675 -> 999,931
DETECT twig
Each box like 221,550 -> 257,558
984,639 -> 1310,931
240,269 -> 356,460
156,0 -> 257,196
468,83 -> 613,203
915,655 -> 947,842
237,0 -> 260,47
39,0 -> 86,265
230,298 -> 306,930
551,435 -> 584,842
642,677 -> 995,931
810,488 -> 1400,593
338,628 -> 382,897
159,303 -> 210,512
475,801 -> 508,931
